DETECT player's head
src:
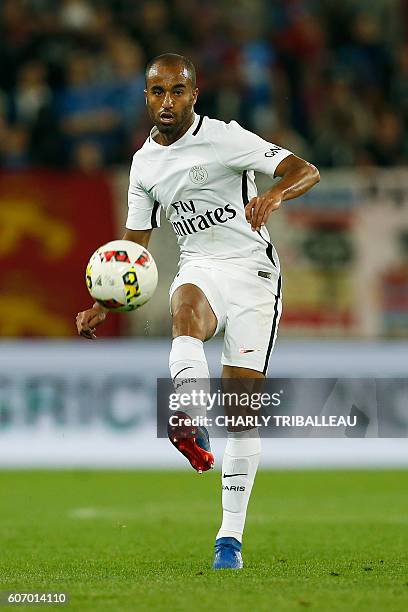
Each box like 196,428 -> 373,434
144,53 -> 198,135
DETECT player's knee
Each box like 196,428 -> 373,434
172,303 -> 205,338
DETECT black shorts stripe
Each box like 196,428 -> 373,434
241,170 -> 249,206
192,115 -> 204,136
150,200 -> 160,228
263,275 -> 281,375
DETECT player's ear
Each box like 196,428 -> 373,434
192,87 -> 199,105
144,89 -> 148,104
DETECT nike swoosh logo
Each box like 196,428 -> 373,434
172,366 -> 193,383
238,346 -> 261,354
223,473 -> 248,478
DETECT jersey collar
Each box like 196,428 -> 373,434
148,113 -> 201,148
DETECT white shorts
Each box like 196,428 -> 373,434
169,263 -> 282,374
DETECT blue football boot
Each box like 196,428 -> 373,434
212,537 -> 243,569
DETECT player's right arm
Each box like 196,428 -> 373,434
76,155 -> 158,339
122,228 -> 152,248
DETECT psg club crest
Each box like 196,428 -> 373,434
189,165 -> 208,185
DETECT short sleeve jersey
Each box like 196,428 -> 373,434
126,114 -> 292,285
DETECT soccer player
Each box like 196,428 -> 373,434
76,53 -> 320,569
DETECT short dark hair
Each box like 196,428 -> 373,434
145,53 -> 196,88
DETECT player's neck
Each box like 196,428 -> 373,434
153,113 -> 195,146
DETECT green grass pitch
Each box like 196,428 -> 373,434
0,470 -> 407,611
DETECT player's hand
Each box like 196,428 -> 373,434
76,304 -> 107,340
245,189 -> 283,231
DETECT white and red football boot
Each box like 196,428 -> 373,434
167,410 -> 214,473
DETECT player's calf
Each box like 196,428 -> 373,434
168,334 -> 214,472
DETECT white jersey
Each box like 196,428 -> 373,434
126,113 -> 292,294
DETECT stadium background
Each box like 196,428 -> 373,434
1,0 -> 408,469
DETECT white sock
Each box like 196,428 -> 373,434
216,429 -> 261,543
169,335 -> 210,420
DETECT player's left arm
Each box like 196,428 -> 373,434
245,154 -> 320,231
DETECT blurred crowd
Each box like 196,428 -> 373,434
0,0 -> 408,171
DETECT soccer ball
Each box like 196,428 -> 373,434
85,240 -> 158,311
